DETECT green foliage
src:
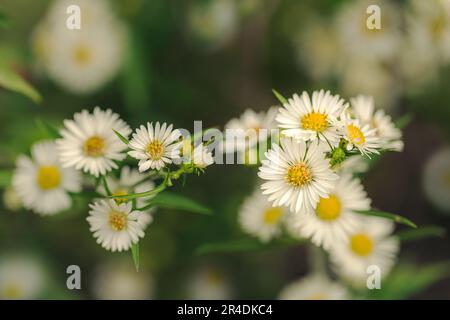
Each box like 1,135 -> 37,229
113,129 -> 130,145
272,89 -> 288,105
0,65 -> 42,103
397,226 -> 446,242
355,209 -> 417,228
131,243 -> 140,272
145,191 -> 213,215
0,170 -> 12,187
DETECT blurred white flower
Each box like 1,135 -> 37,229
2,186 -> 22,211
258,138 -> 337,214
288,174 -> 370,250
57,107 -> 131,178
238,188 -> 287,242
87,199 -> 150,252
186,266 -> 233,300
351,95 -> 403,151
334,155 -> 369,175
128,122 -> 182,172
423,147 -> 450,212
92,261 -> 154,300
278,273 -> 348,300
329,216 -> 399,287
13,140 -> 81,215
276,90 -> 346,147
0,255 -> 46,300
31,0 -> 126,94
190,143 -> 215,169
97,166 -> 156,219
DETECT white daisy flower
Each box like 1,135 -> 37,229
288,174 -> 371,250
92,260 -> 154,300
32,0 -> 126,94
329,216 -> 399,287
258,138 -> 338,214
334,0 -> 401,61
0,255 -> 47,300
128,122 -> 182,172
340,113 -> 381,157
351,95 -> 403,152
3,186 -> 22,211
12,140 -> 81,215
97,166 -> 155,221
276,90 -> 347,147
189,143 -> 215,169
278,273 -> 348,300
57,107 -> 131,178
238,189 -> 287,242
423,147 -> 450,212
223,107 -> 278,153
87,199 -> 149,252
186,266 -> 233,300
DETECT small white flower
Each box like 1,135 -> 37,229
258,138 -> 338,214
189,143 -> 215,169
276,90 -> 347,147
186,266 -> 233,300
57,107 -> 131,178
423,147 -> 450,212
288,174 -> 370,250
128,122 -> 182,172
0,254 -> 47,300
238,189 -> 287,242
97,166 -> 155,221
92,260 -> 154,300
329,216 -> 399,287
351,95 -> 403,152
87,199 -> 149,252
278,273 -> 348,300
340,113 -> 381,157
13,140 -> 81,215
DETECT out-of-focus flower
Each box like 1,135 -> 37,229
276,90 -> 347,147
278,273 -> 348,300
12,140 -> 81,215
186,0 -> 238,51
97,166 -> 156,218
31,0 -> 126,94
288,174 -> 370,250
0,255 -> 47,300
334,155 -> 369,175
190,144 -> 215,169
87,199 -> 150,252
92,261 -> 154,300
57,108 -> 131,178
423,147 -> 450,212
186,266 -> 233,300
351,95 -> 403,152
329,216 -> 399,287
238,188 -> 286,242
128,122 -> 182,172
2,186 -> 22,211
258,138 -> 337,214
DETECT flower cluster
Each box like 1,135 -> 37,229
12,108 -> 214,253
237,89 -> 403,287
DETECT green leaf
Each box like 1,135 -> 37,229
113,129 -> 129,145
196,237 -> 305,255
109,183 -> 166,200
397,225 -> 446,242
0,170 -> 12,187
0,11 -> 10,29
131,243 -> 140,272
0,65 -> 42,103
36,119 -> 60,139
272,89 -> 288,105
395,113 -> 414,129
355,209 -> 417,228
145,192 -> 212,215
365,262 -> 450,299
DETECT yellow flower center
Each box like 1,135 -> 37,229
84,136 -> 105,157
112,188 -> 129,204
431,16 -> 446,39
286,163 -> 312,187
37,166 -> 61,190
350,233 -> 374,256
300,112 -> 328,132
347,124 -> 366,145
109,210 -> 128,231
73,45 -> 92,65
316,195 -> 342,221
4,284 -> 22,299
146,140 -> 164,160
263,207 -> 284,225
